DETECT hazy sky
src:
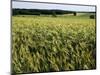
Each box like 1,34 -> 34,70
12,1 -> 96,12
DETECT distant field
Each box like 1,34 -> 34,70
12,14 -> 96,73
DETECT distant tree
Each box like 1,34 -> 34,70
90,15 -> 95,19
73,12 -> 77,16
52,11 -> 57,17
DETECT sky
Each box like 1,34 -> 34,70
12,1 -> 96,12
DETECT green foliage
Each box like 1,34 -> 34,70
12,9 -> 74,16
90,15 -> 96,19
73,12 -> 77,16
52,11 -> 57,17
12,15 -> 96,73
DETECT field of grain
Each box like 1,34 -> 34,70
12,15 -> 96,73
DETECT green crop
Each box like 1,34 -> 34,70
12,15 -> 96,73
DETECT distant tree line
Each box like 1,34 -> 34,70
12,9 -> 77,16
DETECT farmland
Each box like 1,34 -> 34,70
12,14 -> 96,73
